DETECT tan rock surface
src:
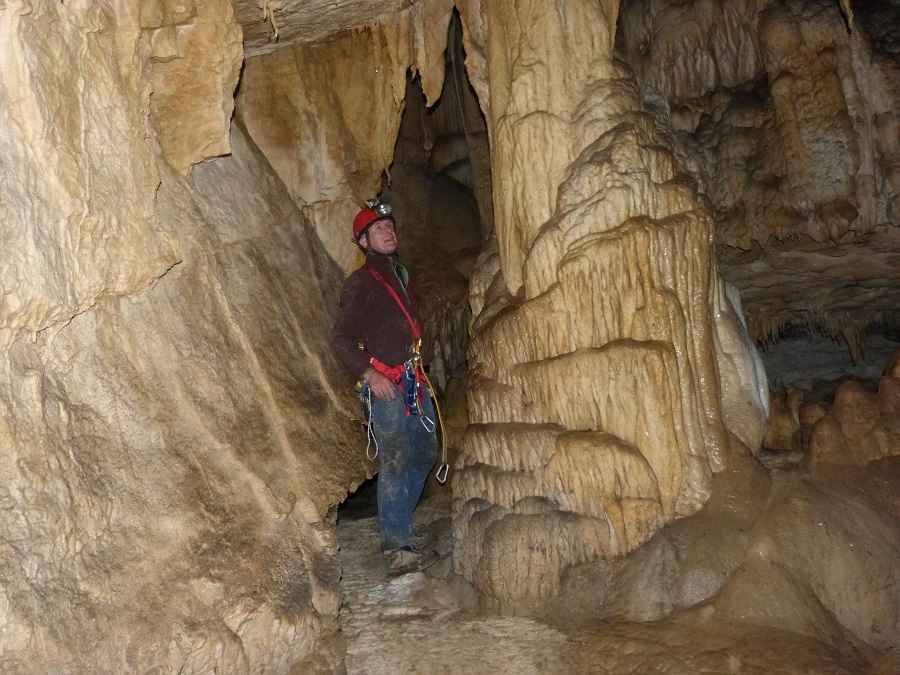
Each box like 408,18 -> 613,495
558,453 -> 900,661
618,0 -> 900,344
0,118 -> 372,673
0,0 -> 180,350
144,0 -> 244,175
0,3 -> 371,669
3,0 -> 898,669
805,354 -> 900,467
763,387 -> 804,451
453,0 -> 768,613
236,0 -> 454,274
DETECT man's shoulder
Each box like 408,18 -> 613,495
340,264 -> 377,297
345,264 -> 376,285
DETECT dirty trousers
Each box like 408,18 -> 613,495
365,371 -> 438,551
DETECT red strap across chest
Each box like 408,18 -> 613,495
367,267 -> 421,341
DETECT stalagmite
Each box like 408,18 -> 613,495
451,0 -> 768,612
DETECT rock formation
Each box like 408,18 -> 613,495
1,2 -> 369,671
1,0 -> 898,670
237,0 -> 456,273
804,351 -> 900,467
617,0 -> 900,352
449,0 -> 768,613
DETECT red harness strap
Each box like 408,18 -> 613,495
364,267 -> 423,393
366,267 -> 421,340
369,357 -> 405,383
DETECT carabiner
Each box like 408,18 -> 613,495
435,462 -> 449,485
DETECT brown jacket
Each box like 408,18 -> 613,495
332,252 -> 423,380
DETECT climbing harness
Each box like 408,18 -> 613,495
359,267 -> 450,484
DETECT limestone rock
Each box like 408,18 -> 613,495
0,2 -> 371,667
0,0 -> 180,350
558,454 -> 900,657
763,388 -> 804,451
0,117 -> 371,673
617,0 -> 767,101
234,0 -> 432,58
805,358 -> 900,467
453,0 -> 767,613
143,0 -> 244,176
618,0 -> 900,344
236,0 -> 454,274
709,469 -> 900,651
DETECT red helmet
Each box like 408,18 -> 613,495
352,208 -> 380,241
352,199 -> 394,242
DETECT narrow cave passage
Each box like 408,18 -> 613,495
330,71 -> 573,664
327,22 -> 575,670
330,4 -> 900,671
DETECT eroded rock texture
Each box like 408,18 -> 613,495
563,454 -> 900,667
0,1 -> 368,671
617,0 -> 900,349
236,0 -> 455,273
452,0 -> 768,613
803,351 -> 900,467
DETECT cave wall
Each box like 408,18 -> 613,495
617,0 -> 900,348
1,0 -> 896,668
236,0 -> 456,274
0,1 -> 369,671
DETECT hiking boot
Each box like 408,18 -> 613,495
384,545 -> 439,577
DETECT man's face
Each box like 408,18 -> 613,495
361,218 -> 398,255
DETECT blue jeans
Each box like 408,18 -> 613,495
363,371 -> 438,551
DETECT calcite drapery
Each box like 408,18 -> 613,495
144,0 -> 244,175
452,0 -> 768,612
237,0 -> 455,274
617,0 -> 900,347
0,0 -> 180,350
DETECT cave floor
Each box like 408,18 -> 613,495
337,490 -> 894,674
337,493 -> 571,673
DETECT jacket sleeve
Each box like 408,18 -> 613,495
332,274 -> 373,380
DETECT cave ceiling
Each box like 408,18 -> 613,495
234,0 -> 423,57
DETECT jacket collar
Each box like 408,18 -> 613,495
365,251 -> 399,272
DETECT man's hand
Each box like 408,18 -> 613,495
363,368 -> 397,401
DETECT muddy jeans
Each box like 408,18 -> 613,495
363,371 -> 438,551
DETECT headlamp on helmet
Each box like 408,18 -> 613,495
365,198 -> 392,218
352,198 -> 395,245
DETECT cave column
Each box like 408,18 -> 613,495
453,0 -> 767,613
474,0 -> 619,295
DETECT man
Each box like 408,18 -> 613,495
332,199 -> 439,576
